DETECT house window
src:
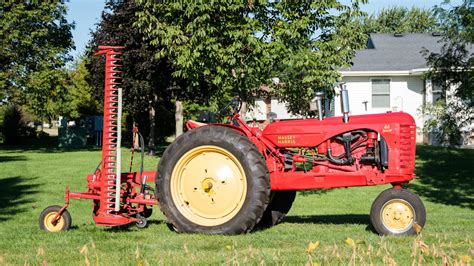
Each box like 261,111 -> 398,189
432,82 -> 445,103
372,79 -> 390,108
432,89 -> 444,103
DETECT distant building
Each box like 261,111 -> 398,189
247,33 -> 473,145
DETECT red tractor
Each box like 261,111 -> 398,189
40,46 -> 425,236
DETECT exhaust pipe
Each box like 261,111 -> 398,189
340,83 -> 350,123
311,91 -> 325,120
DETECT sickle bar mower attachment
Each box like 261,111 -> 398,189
39,46 -> 158,232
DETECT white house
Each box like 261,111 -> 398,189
247,33 -> 472,145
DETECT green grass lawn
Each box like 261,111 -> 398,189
0,139 -> 472,265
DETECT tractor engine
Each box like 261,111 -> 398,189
280,129 -> 389,172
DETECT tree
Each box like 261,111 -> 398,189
135,0 -> 270,130
267,1 -> 368,114
25,68 -> 71,123
0,2 -> 74,121
67,58 -> 101,118
361,6 -> 440,34
135,0 -> 367,116
421,0 -> 473,146
86,1 -> 175,152
1,105 -> 22,144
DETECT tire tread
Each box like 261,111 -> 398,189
156,126 -> 270,234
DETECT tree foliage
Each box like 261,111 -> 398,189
361,6 -> 440,34
0,2 -> 74,121
26,68 -> 71,122
424,0 -> 473,101
136,0 -> 367,115
67,59 -> 101,118
86,1 -> 175,144
421,0 -> 473,146
1,105 -> 22,144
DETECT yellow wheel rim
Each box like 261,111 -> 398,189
381,199 -> 415,233
43,212 -> 65,232
171,145 -> 247,226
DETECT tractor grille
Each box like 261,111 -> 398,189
399,124 -> 416,170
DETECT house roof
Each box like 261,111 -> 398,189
345,33 -> 444,72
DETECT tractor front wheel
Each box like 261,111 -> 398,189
156,126 -> 270,234
370,188 -> 426,236
39,205 -> 72,232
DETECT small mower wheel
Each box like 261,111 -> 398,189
370,188 -> 426,236
136,215 -> 147,228
39,205 -> 72,233
257,190 -> 296,228
156,125 -> 270,234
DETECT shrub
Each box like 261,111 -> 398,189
1,105 -> 23,144
0,105 -> 39,145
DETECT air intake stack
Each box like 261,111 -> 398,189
340,83 -> 350,123
311,91 -> 325,121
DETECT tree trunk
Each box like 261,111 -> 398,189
148,104 -> 156,156
240,101 -> 247,121
175,100 -> 183,137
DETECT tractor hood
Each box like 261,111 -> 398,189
262,112 -> 416,148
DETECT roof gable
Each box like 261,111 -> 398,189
345,33 -> 444,72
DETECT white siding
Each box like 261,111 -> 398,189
245,100 -> 267,121
335,76 -> 425,142
246,98 -> 303,121
270,98 -> 303,120
334,76 -> 372,115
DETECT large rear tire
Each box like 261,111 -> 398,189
156,126 -> 270,234
257,190 -> 296,228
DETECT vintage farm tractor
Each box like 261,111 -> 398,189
40,46 -> 426,236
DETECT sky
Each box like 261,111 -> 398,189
65,0 -> 459,60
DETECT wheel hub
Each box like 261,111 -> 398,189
381,199 -> 415,233
43,212 -> 64,232
171,145 -> 247,226
201,178 -> 215,195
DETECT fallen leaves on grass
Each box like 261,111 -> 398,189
36,247 -> 46,266
414,238 -> 430,255
413,223 -> 423,235
183,243 -> 189,254
344,237 -> 356,248
409,234 -> 474,265
305,241 -> 320,254
366,244 -> 373,256
383,255 -> 397,266
80,244 -> 90,266
331,243 -> 340,257
135,245 -> 140,259
460,255 -> 472,263
36,247 -> 45,257
80,244 -> 88,255
79,240 -> 101,266
305,241 -> 321,266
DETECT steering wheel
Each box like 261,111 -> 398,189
217,96 -> 242,118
